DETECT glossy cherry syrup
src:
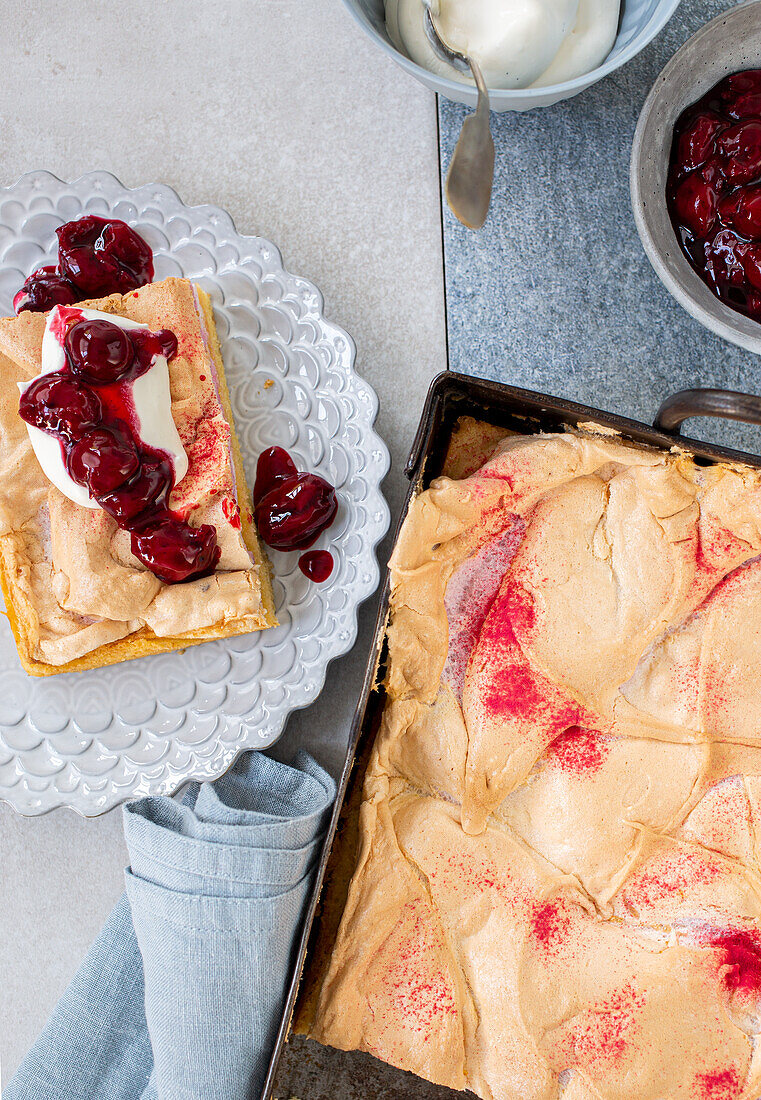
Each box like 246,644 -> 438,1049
254,446 -> 338,582
19,311 -> 219,583
56,215 -> 154,296
14,216 -> 154,315
668,69 -> 761,322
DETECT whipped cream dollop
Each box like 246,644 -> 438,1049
22,305 -> 188,509
385,0 -> 620,89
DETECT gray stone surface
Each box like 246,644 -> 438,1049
439,0 -> 761,454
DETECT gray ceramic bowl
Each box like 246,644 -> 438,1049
341,0 -> 681,112
631,1 -> 761,354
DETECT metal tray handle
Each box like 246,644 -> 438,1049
654,388 -> 761,435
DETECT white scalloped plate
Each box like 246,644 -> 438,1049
0,171 -> 390,816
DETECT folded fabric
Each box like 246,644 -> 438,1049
6,750 -> 335,1100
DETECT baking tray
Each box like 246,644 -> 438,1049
262,370 -> 761,1100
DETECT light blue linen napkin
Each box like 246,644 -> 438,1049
6,749 -> 335,1100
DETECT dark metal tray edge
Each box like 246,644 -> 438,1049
262,370 -> 761,1099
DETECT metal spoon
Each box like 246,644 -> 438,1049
423,3 -> 495,229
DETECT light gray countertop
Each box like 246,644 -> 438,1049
0,0 -> 445,1082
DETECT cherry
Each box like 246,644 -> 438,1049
97,456 -> 173,526
130,328 -> 178,377
131,518 -> 220,583
13,267 -> 78,314
67,426 -> 140,495
743,244 -> 761,293
672,172 -> 718,237
677,112 -> 726,173
719,185 -> 761,239
717,70 -> 761,104
716,120 -> 761,184
56,215 -> 153,296
704,230 -> 748,288
254,446 -> 298,507
727,91 -> 761,121
65,319 -> 133,384
668,70 -> 761,323
298,549 -> 334,582
255,472 -> 338,551
19,374 -> 102,439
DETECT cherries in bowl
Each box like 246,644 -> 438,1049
631,3 -> 761,352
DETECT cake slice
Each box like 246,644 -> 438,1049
0,276 -> 277,676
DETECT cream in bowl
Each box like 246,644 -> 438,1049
384,0 -> 621,89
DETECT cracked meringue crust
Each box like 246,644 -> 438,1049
0,277 -> 276,676
308,417 -> 761,1100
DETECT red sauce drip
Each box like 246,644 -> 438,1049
668,68 -> 761,323
253,446 -> 338,560
18,308 -> 219,584
14,216 -> 154,314
545,727 -> 610,775
221,497 -> 242,530
299,549 -> 333,582
693,1067 -> 742,1100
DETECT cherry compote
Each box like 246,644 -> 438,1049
56,215 -> 154,296
131,518 -> 220,585
19,374 -> 102,440
668,68 -> 761,322
253,446 -> 338,582
14,216 -> 154,315
67,426 -> 140,495
13,267 -> 77,314
19,307 -> 218,584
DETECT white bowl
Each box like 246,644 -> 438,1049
342,0 -> 681,112
631,1 -> 761,354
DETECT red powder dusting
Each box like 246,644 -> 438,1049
693,1067 -> 741,1100
695,522 -> 747,578
710,930 -> 761,998
553,983 -> 645,1076
386,905 -> 458,1036
545,727 -> 610,776
483,660 -> 546,717
49,305 -> 83,344
503,580 -> 536,636
221,496 -> 242,529
531,898 -> 573,953
443,520 -> 525,698
199,373 -> 206,381
622,846 -> 723,911
429,852 -> 526,911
